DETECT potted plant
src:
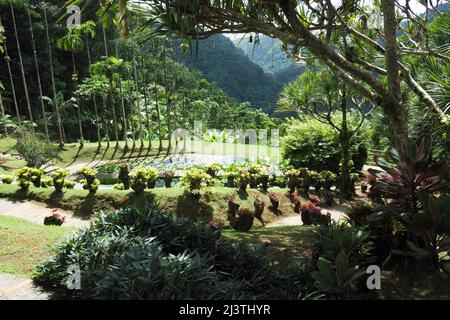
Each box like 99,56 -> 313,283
292,192 -> 302,213
29,168 -> 43,188
79,167 -> 100,194
118,164 -> 130,189
52,168 -> 70,193
298,168 -> 311,193
309,194 -> 320,205
253,195 -> 267,220
300,201 -> 321,225
235,167 -> 250,191
130,168 -> 149,194
248,163 -> 262,188
230,208 -> 254,232
16,167 -> 31,191
44,210 -> 66,226
320,170 -> 337,190
161,170 -> 175,188
227,196 -> 240,218
205,163 -> 221,178
310,170 -> 322,192
267,191 -> 279,211
285,168 -> 299,193
180,167 -> 214,198
145,167 -> 158,189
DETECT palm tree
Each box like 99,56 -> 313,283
43,3 -> 64,148
81,21 -> 102,148
131,47 -> 144,150
0,17 -> 20,126
57,28 -> 85,146
92,57 -> 123,149
9,0 -> 33,128
26,0 -> 48,138
140,57 -> 153,152
152,59 -> 163,152
162,41 -> 172,152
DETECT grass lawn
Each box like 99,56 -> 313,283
0,138 -> 280,173
0,215 -> 76,276
222,225 -> 317,267
0,184 -> 298,228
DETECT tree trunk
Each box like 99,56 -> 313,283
1,24 -> 20,126
339,86 -> 353,199
162,44 -> 172,152
141,56 -> 152,151
0,92 -> 8,137
85,37 -> 102,147
43,4 -> 64,148
109,79 -> 120,148
382,0 -> 408,144
10,0 -> 33,129
153,63 -> 163,152
26,0 -> 48,138
131,48 -> 143,150
71,51 -> 84,146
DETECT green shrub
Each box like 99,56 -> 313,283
180,168 -> 214,197
52,168 -> 70,193
15,167 -> 32,191
113,183 -> 125,190
29,168 -> 43,188
1,175 -> 14,184
281,119 -> 367,173
40,177 -> 53,188
311,222 -> 376,299
130,168 -> 149,194
79,167 -> 100,194
64,180 -> 76,189
15,129 -> 58,168
33,205 -> 316,300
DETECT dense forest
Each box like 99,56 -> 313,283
233,34 -> 306,83
182,34 -> 283,114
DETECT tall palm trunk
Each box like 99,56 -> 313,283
43,4 -> 63,148
172,40 -> 179,147
102,95 -> 110,147
140,55 -> 152,151
126,63 -> 137,151
10,0 -> 33,128
71,51 -> 84,146
339,85 -> 353,199
153,63 -> 163,152
0,93 -> 8,137
132,48 -> 144,150
115,40 -> 128,150
26,0 -> 48,138
1,20 -> 20,126
108,78 -> 120,148
85,36 -> 102,148
162,43 -> 172,152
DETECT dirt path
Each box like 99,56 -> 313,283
0,273 -> 49,300
266,203 -> 350,227
0,199 -> 90,228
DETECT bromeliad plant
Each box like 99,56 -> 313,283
161,170 -> 175,188
29,168 -> 43,188
205,163 -> 221,178
235,167 -> 251,191
118,164 -> 130,190
130,168 -> 150,194
180,168 -> 214,198
79,167 -> 100,194
1,175 -> 14,184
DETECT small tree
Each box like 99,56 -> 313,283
15,129 -> 58,168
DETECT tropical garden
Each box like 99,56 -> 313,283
0,0 -> 449,300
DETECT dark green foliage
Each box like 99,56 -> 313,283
34,205 -> 317,299
182,35 -> 282,114
15,130 -> 58,168
281,119 -> 367,173
311,222 -> 376,299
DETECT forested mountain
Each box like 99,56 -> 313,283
0,0 -> 277,144
181,35 -> 282,114
233,34 -> 305,83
